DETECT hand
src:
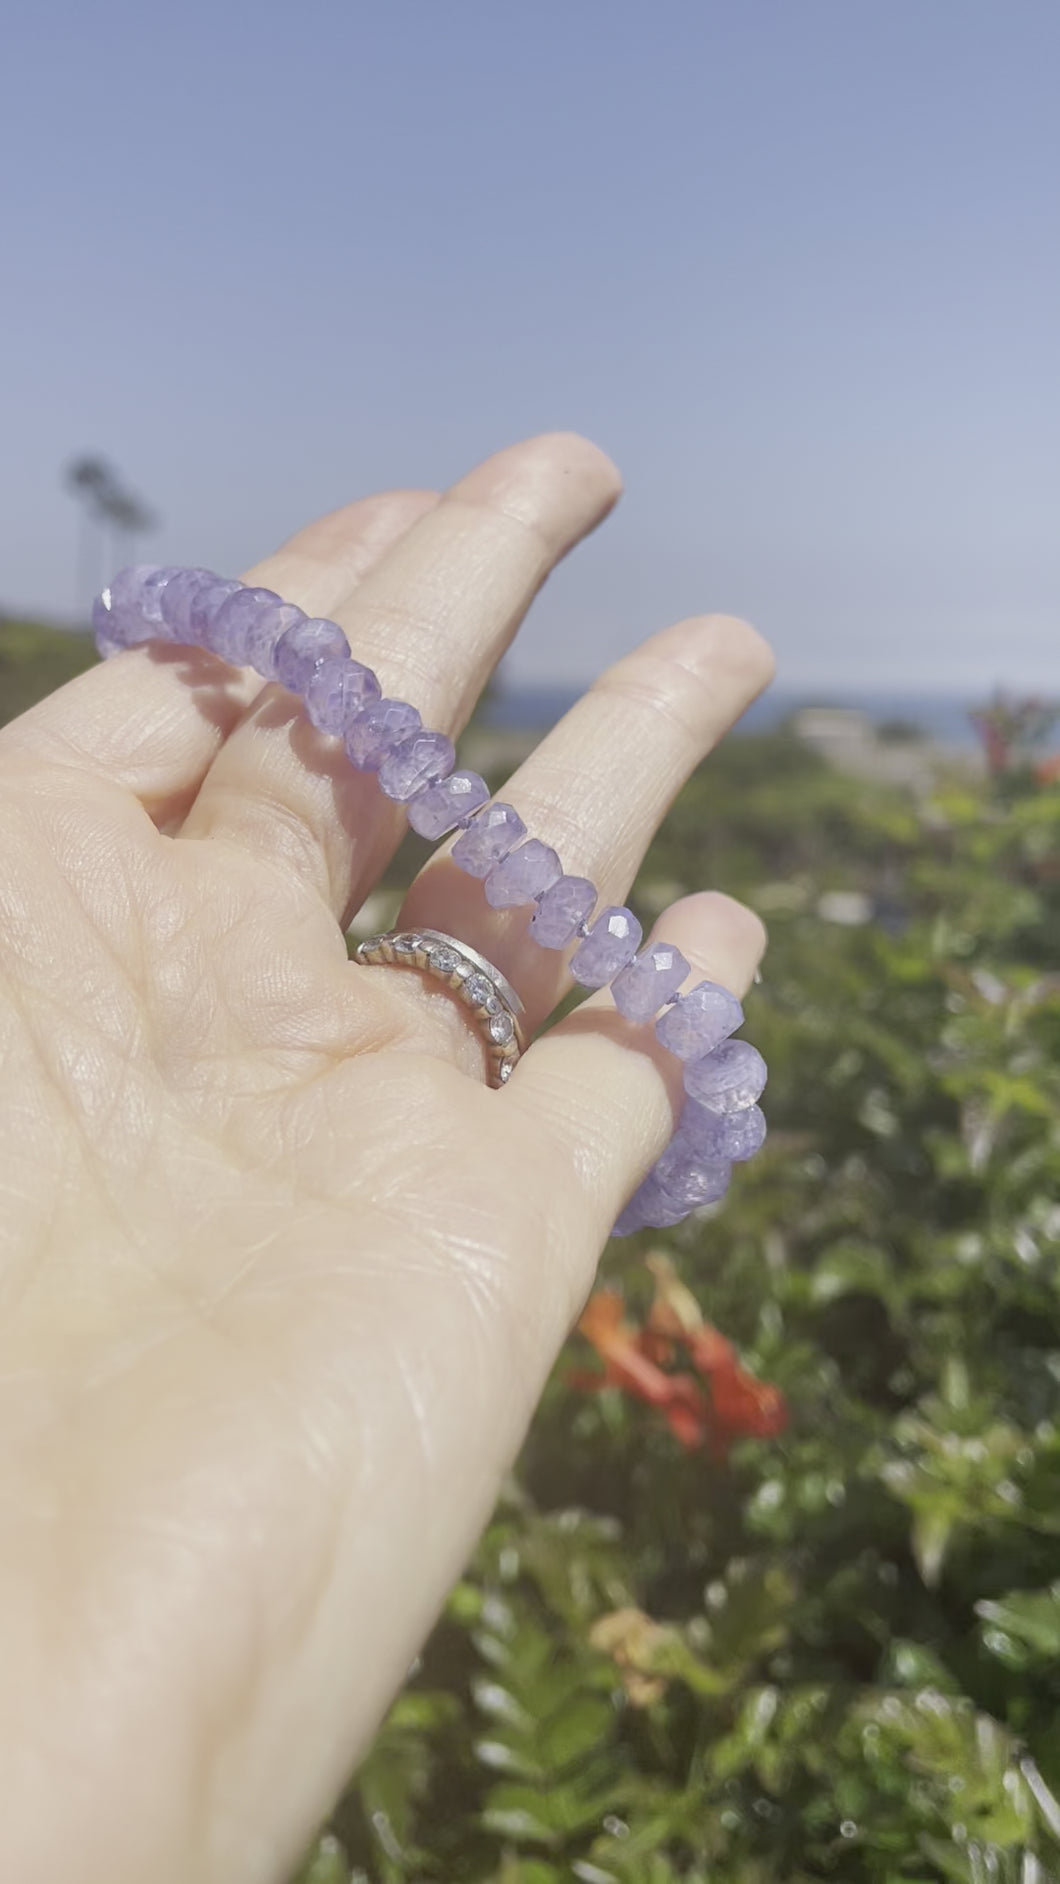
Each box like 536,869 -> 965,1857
0,434 -> 772,1884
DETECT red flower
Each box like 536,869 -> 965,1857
573,1291 -> 711,1449
574,1257 -> 787,1457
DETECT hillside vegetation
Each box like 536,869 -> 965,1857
0,616 -> 98,726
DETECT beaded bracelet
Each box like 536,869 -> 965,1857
92,566 -> 768,1236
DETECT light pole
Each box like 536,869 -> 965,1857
65,457 -> 158,619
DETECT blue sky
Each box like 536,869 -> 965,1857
4,1 -> 1059,690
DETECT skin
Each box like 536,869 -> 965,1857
0,433 -> 774,1884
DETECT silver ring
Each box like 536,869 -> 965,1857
352,928 -> 526,1087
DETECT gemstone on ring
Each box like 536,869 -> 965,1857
428,943 -> 460,974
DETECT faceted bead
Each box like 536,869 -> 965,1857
654,980 -> 744,1059
189,578 -> 242,646
652,1137 -> 732,1207
407,770 -> 490,839
684,1039 -> 767,1113
244,601 -> 305,679
678,1100 -> 767,1163
529,875 -> 596,948
274,616 -> 349,693
159,567 -> 215,642
344,698 -> 422,770
106,564 -> 166,642
611,942 -> 690,1022
615,1174 -> 686,1233
667,1160 -> 732,1209
304,655 -> 380,733
570,906 -> 643,988
210,587 -> 283,665
451,802 -> 527,877
484,838 -> 563,908
140,566 -> 184,628
378,730 -> 455,801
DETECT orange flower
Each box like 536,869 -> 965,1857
574,1258 -> 787,1457
574,1291 -> 711,1448
647,1253 -> 788,1455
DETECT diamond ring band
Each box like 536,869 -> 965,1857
353,929 -> 526,1087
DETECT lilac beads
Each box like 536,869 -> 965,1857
617,1144 -> 734,1236
274,616 -> 350,693
613,1176 -> 684,1236
140,567 -> 183,626
655,980 -> 744,1059
612,942 -> 690,1022
210,587 -> 284,665
106,565 -> 166,642
452,803 -> 527,878
684,1039 -> 767,1113
244,602 -> 305,679
680,1101 -> 767,1163
98,567 -> 153,646
305,657 -> 381,734
570,906 -> 642,987
485,839 -> 563,908
407,770 -> 490,839
653,1140 -> 733,1207
379,730 -> 455,802
529,875 -> 596,948
345,699 -> 422,771
159,568 -> 214,641
190,578 -> 242,647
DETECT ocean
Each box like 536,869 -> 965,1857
486,685 -> 985,748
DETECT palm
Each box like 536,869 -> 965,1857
2,747 -> 568,1878
0,437 -> 771,1884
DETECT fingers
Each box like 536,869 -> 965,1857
180,434 -> 622,919
400,611 -> 775,1030
508,890 -> 768,1241
243,487 -> 440,620
0,490 -> 438,829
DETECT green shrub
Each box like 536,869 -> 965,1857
301,742 -> 1060,1883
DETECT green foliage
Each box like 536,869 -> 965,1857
297,736 -> 1060,1884
0,616 -> 98,726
